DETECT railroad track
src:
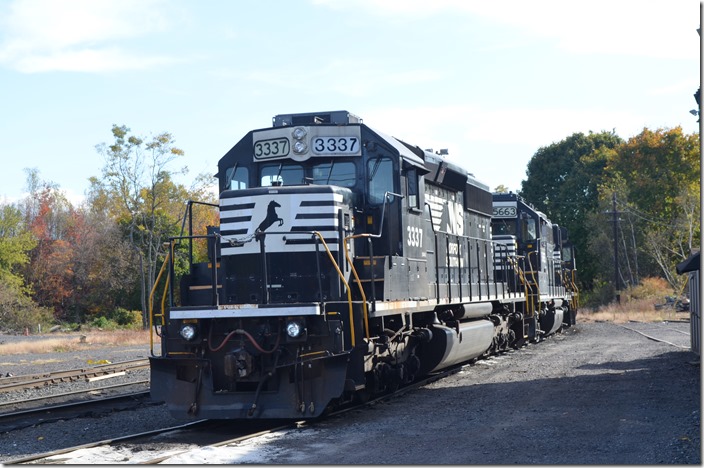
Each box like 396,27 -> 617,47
0,358 -> 149,393
6,366 -> 463,464
0,390 -> 154,433
616,322 -> 691,349
0,378 -> 150,413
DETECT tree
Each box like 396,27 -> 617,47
0,203 -> 52,333
0,204 -> 36,292
519,131 -> 624,290
94,125 -> 215,327
22,181 -> 75,318
602,127 -> 700,290
69,202 -> 139,321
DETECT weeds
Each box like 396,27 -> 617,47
579,298 -> 690,323
579,276 -> 690,324
0,330 -> 151,356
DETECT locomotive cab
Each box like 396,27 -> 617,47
491,192 -> 576,341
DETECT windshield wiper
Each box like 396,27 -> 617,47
225,162 -> 238,189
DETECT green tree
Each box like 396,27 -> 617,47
0,203 -> 53,333
0,204 -> 36,292
519,131 -> 624,291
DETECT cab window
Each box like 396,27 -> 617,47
226,166 -> 248,190
312,161 -> 356,187
367,156 -> 393,204
260,162 -> 304,187
406,168 -> 419,209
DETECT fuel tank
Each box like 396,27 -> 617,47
540,307 -> 564,336
418,319 -> 495,375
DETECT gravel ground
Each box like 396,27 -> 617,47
0,321 -> 700,464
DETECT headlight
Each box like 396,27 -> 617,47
292,127 -> 307,139
180,324 -> 197,341
293,140 -> 308,154
285,320 -> 304,338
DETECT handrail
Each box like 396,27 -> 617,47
311,231 -> 358,346
508,254 -> 533,317
149,249 -> 171,357
568,269 -> 580,310
525,251 -> 540,317
343,234 -> 373,339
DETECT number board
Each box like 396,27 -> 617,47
492,201 -> 517,218
252,126 -> 362,162
254,138 -> 289,160
312,136 -> 359,155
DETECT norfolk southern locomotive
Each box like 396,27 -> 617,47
149,111 -> 578,420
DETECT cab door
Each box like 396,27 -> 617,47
404,167 -> 427,299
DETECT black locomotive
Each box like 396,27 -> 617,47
149,110 -> 578,420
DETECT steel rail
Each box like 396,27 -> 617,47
0,358 -> 149,393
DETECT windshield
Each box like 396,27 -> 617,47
260,162 -> 305,186
311,161 -> 356,187
259,160 -> 356,188
492,220 -> 517,236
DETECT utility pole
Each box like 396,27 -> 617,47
606,192 -> 622,303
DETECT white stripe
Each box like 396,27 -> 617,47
170,304 -> 321,319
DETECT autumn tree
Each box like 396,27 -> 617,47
600,127 -> 700,290
94,125 -> 216,327
16,169 -> 81,321
70,195 -> 139,322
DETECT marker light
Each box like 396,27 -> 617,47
292,127 -> 307,140
293,140 -> 308,154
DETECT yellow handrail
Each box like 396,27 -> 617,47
506,255 -> 534,319
312,232 -> 358,346
149,246 -> 171,356
525,251 -> 540,318
569,269 -> 580,310
343,234 -> 373,339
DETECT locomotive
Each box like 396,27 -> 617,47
149,110 -> 578,420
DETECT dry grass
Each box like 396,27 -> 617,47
579,277 -> 690,324
0,329 -> 151,356
579,297 -> 689,323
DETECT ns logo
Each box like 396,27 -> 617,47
256,200 -> 284,233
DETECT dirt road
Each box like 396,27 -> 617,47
179,321 -> 699,464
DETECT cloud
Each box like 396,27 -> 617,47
314,0 -> 699,60
214,59 -> 443,98
0,0 -> 180,73
12,47 -> 180,73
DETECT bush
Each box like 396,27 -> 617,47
91,315 -> 117,330
625,277 -> 672,301
109,307 -> 142,326
0,282 -> 54,333
88,308 -> 142,330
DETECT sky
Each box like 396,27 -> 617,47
0,0 -> 700,205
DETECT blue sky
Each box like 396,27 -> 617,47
0,0 -> 700,205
